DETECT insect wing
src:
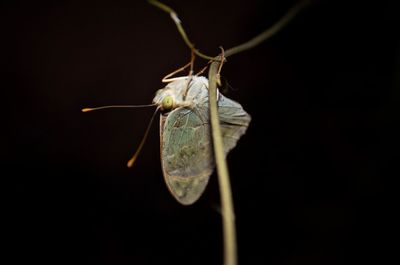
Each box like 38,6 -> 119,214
218,94 -> 251,155
157,76 -> 251,205
160,106 -> 213,205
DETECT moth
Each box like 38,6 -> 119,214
83,75 -> 251,205
152,76 -> 251,205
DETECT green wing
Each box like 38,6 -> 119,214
218,94 -> 251,155
160,107 -> 213,205
160,93 -> 251,205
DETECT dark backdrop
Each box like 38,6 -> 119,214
2,0 -> 398,264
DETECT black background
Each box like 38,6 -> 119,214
2,0 -> 398,264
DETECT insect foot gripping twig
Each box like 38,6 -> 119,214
216,47 -> 226,87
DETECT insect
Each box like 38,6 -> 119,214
150,76 -> 251,204
83,75 -> 250,205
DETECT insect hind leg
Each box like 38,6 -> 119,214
162,49 -> 196,83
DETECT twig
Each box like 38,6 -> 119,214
224,0 -> 310,58
208,59 -> 237,265
209,5 -> 309,264
149,1 -> 310,265
148,0 -> 216,61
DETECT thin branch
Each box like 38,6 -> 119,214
149,1 -> 310,265
148,0 -> 215,61
224,0 -> 310,58
208,60 -> 237,265
208,4 -> 309,264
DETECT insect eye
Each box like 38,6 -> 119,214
162,96 -> 174,111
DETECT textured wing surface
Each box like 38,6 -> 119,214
218,94 -> 251,155
160,107 -> 213,205
159,86 -> 251,205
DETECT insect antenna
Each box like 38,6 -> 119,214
126,106 -> 160,168
82,104 -> 156,112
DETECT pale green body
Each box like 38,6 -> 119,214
153,76 -> 251,205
